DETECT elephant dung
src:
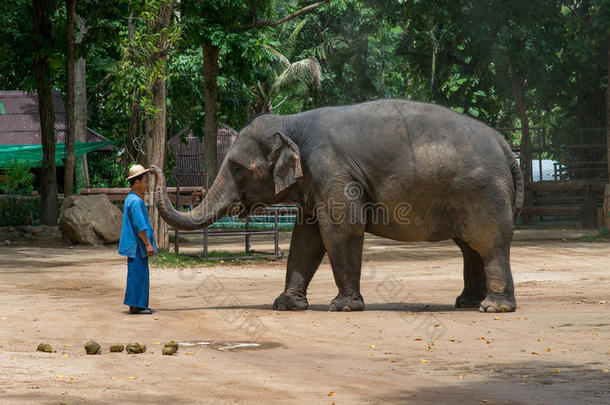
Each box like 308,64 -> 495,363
85,340 -> 101,355
162,341 -> 179,355
126,343 -> 146,354
37,343 -> 53,353
109,344 -> 125,353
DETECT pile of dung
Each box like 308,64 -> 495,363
109,344 -> 125,353
162,341 -> 179,355
37,343 -> 53,353
126,343 -> 146,354
85,340 -> 101,355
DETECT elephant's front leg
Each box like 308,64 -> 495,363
317,212 -> 366,311
273,218 -> 326,311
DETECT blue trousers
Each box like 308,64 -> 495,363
123,248 -> 149,308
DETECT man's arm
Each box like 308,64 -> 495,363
138,230 -> 155,257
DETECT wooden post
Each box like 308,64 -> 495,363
174,182 -> 180,254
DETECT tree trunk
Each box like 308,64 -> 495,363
127,10 -> 143,163
202,42 -> 220,183
144,3 -> 173,251
33,0 -> 58,225
74,14 -> 89,189
606,33 -> 609,184
64,0 -> 76,197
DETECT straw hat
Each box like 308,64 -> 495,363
126,164 -> 151,180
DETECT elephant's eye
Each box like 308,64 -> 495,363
230,161 -> 243,176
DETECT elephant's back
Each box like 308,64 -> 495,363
303,99 -> 511,179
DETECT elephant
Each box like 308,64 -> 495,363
151,99 -> 523,313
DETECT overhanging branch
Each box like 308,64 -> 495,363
241,1 -> 330,30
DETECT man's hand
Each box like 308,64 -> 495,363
138,230 -> 155,257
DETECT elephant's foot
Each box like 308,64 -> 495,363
329,292 -> 365,312
273,292 -> 308,311
455,292 -> 486,309
478,293 -> 516,313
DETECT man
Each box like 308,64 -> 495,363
118,164 -> 156,314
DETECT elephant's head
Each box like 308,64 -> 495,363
151,118 -> 303,231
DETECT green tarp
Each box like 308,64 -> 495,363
0,141 -> 112,168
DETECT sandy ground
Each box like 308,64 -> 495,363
0,229 -> 609,404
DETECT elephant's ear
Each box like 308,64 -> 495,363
270,132 -> 303,194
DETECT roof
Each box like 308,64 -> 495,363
168,124 -> 238,186
0,90 -> 112,150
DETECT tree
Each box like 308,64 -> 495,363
250,47 -> 321,116
64,0 -> 76,197
74,13 -> 89,189
119,0 -> 181,249
182,0 -> 329,183
32,0 -> 58,225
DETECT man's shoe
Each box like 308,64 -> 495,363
129,306 -> 153,314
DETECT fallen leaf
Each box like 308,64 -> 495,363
433,324 -> 441,327
63,354 -> 68,357
537,338 -> 543,342
63,345 -> 72,348
327,391 -> 335,397
419,359 -> 430,363
414,338 -> 422,341
482,400 -> 488,403
521,375 -> 528,379
553,369 -> 560,374
377,372 -> 383,376
69,377 -> 74,381
530,352 -> 539,355
370,345 -> 376,349
602,369 -> 609,373
56,374 -> 63,379
110,377 -> 115,381
367,353 -> 373,356
127,376 -> 137,380
201,364 -> 207,367
488,354 -> 494,358
449,338 -> 456,342
544,348 -> 551,352
185,352 -> 193,355
390,360 -> 397,363
493,317 -> 500,320
360,370 -> 364,374
458,375 -> 464,380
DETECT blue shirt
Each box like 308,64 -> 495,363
118,192 -> 157,258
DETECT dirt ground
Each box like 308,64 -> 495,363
0,228 -> 608,404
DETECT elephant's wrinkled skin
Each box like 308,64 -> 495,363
151,99 -> 524,313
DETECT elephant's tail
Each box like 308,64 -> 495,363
507,149 -> 524,225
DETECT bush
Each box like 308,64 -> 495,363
0,160 -> 35,195
88,152 -> 129,188
0,195 -> 40,227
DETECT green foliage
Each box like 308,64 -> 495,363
0,161 -> 35,195
0,196 -> 41,227
88,152 -> 128,188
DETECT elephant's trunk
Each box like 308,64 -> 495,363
149,164 -> 238,231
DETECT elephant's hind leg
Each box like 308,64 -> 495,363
273,218 -> 326,311
454,238 -> 487,308
477,245 -> 516,312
